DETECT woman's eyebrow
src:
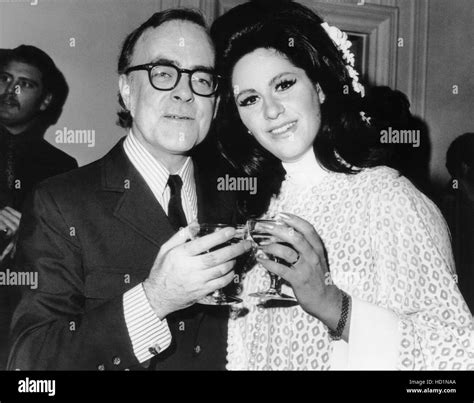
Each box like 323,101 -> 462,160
234,88 -> 255,98
268,72 -> 293,87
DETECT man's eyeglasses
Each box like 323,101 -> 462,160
125,63 -> 220,97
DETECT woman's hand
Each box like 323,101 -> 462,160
256,212 -> 350,340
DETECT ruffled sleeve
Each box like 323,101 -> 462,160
365,172 -> 474,369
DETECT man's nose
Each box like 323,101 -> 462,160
263,97 -> 285,120
5,81 -> 17,95
171,74 -> 194,103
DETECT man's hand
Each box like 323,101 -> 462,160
0,206 -> 21,237
0,207 -> 21,263
143,223 -> 252,318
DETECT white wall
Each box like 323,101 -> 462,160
425,0 -> 474,187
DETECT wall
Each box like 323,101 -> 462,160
424,0 -> 474,187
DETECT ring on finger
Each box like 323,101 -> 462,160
291,253 -> 301,268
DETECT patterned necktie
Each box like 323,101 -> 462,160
5,140 -> 14,191
167,174 -> 187,231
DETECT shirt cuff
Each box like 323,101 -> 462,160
331,297 -> 399,370
123,283 -> 172,363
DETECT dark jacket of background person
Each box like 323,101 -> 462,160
0,124 -> 77,368
0,123 -> 77,211
7,139 -> 235,370
440,133 -> 474,313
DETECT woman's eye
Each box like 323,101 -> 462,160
238,95 -> 259,107
276,78 -> 296,91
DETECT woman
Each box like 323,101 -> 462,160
211,0 -> 474,370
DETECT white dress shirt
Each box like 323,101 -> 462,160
122,130 -> 198,364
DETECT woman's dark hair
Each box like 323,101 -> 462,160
0,45 -> 68,126
446,133 -> 474,178
117,8 -> 209,128
211,0 -> 394,218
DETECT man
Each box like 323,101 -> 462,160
0,45 -> 77,247
0,45 -> 77,369
8,9 -> 250,370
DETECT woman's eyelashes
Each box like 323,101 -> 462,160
237,77 -> 297,108
275,77 -> 296,92
238,94 -> 259,107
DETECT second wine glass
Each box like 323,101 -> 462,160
247,219 -> 297,302
195,223 -> 245,305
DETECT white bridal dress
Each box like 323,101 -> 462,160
227,149 -> 474,370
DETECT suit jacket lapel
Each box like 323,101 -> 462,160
101,139 -> 175,248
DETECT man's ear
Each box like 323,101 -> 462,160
39,93 -> 53,111
119,74 -> 132,113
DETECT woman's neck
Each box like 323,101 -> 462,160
282,148 -> 329,186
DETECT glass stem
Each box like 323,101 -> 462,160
268,273 -> 281,294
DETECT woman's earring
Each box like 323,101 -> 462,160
316,84 -> 326,104
247,129 -> 253,136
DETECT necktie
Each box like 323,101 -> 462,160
167,174 -> 187,231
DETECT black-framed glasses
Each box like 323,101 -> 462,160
125,63 -> 220,97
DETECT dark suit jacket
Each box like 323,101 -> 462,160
7,139 -> 236,370
0,125 -> 77,370
0,124 -> 78,211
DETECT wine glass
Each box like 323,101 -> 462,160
247,219 -> 297,302
195,223 -> 245,305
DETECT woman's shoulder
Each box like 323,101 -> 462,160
350,165 -> 418,196
333,165 -> 408,195
338,165 -> 440,213
352,166 -> 447,224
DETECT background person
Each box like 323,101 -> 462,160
0,45 -> 77,369
440,132 -> 474,313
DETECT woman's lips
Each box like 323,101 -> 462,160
268,120 -> 297,136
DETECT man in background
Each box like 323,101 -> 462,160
441,133 -> 474,313
0,45 -> 77,368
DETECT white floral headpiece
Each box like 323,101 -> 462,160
320,22 -> 365,98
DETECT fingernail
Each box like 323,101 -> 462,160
259,223 -> 275,230
225,228 -> 236,237
276,213 -> 290,220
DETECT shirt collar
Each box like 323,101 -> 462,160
123,130 -> 195,198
